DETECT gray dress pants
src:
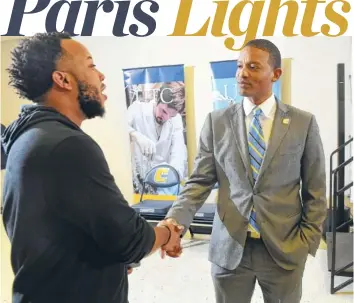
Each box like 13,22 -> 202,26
211,237 -> 307,303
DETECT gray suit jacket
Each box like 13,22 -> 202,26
166,101 -> 327,271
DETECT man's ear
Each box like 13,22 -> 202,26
272,68 -> 283,82
52,71 -> 73,91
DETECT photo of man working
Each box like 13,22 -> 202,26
127,82 -> 187,195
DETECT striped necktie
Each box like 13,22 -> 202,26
247,107 -> 266,238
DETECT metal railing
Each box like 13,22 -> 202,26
329,137 -> 353,294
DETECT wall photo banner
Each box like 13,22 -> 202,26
123,65 -> 188,201
210,60 -> 282,110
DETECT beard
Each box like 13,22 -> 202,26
155,116 -> 163,125
78,81 -> 105,119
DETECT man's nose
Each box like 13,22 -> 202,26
238,67 -> 249,78
98,70 -> 105,82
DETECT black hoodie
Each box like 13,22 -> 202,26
1,105 -> 155,303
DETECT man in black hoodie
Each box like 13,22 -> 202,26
1,33 -> 183,303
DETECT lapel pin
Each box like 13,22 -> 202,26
282,118 -> 290,125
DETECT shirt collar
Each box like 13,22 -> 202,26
243,94 -> 276,118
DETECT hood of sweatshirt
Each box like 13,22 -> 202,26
1,104 -> 81,155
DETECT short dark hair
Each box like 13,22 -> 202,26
7,32 -> 72,102
244,39 -> 282,69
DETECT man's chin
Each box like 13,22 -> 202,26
238,89 -> 251,97
80,102 -> 105,119
84,110 -> 105,120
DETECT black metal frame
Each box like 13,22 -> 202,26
337,63 -> 346,218
329,137 -> 353,294
189,217 -> 214,238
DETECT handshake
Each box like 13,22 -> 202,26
157,218 -> 185,259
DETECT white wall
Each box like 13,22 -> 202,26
75,36 -> 352,199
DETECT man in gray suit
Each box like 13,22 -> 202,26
161,39 -> 327,302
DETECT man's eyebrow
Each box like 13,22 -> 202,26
248,60 -> 262,65
237,60 -> 261,64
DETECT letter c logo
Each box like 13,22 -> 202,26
154,167 -> 169,183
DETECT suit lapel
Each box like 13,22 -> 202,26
255,102 -> 290,186
227,103 -> 253,186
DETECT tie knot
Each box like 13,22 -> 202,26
254,107 -> 263,118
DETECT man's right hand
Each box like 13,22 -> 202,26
158,218 -> 184,259
131,131 -> 156,158
157,220 -> 184,257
